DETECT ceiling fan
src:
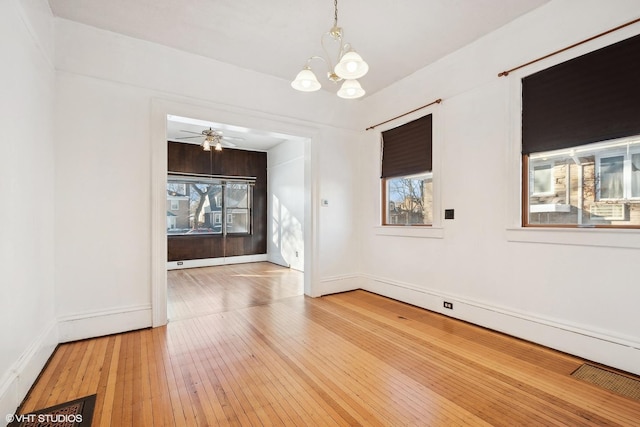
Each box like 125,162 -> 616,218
175,127 -> 241,151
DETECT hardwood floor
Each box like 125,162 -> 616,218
18,263 -> 640,426
167,262 -> 304,321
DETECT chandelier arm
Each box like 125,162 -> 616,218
306,55 -> 327,66
321,31 -> 345,76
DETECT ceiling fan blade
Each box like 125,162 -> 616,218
179,130 -> 204,135
222,140 -> 237,147
175,135 -> 204,140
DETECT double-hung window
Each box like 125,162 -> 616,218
166,176 -> 253,235
381,114 -> 433,225
522,33 -> 640,228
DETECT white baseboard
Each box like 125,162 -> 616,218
320,274 -> 361,296
167,254 -> 268,270
0,320 -> 58,421
361,274 -> 640,376
57,304 -> 152,343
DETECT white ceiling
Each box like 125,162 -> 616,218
48,0 -> 549,149
166,115 -> 302,151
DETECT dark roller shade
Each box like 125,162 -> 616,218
522,33 -> 640,155
381,114 -> 432,178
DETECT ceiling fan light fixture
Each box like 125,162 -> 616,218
214,140 -> 223,151
202,138 -> 211,151
337,79 -> 365,99
334,50 -> 368,79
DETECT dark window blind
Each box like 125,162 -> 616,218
522,33 -> 640,155
381,114 -> 432,178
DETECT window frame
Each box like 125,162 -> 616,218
506,55 -> 640,247
166,175 -> 253,236
375,108 -> 442,236
516,32 -> 640,231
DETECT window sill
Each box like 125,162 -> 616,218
506,227 -> 640,249
375,226 -> 444,239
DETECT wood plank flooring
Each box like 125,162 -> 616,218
167,263 -> 304,321
18,262 -> 640,426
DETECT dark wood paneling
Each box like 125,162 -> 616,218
167,142 -> 267,261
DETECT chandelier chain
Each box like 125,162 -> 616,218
334,0 -> 338,27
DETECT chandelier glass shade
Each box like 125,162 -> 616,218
202,134 -> 223,152
291,0 -> 368,99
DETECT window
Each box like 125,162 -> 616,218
166,176 -> 252,235
531,162 -> 553,195
225,182 -> 251,233
381,114 -> 433,225
385,173 -> 433,225
598,155 -> 624,199
525,137 -> 640,226
521,33 -> 640,228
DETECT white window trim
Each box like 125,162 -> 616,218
505,68 -> 640,249
376,106 -> 443,236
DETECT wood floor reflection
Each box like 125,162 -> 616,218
167,262 -> 304,321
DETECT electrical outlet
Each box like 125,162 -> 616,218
295,251 -> 299,258
443,301 -> 453,310
444,209 -> 455,220
177,261 -> 183,266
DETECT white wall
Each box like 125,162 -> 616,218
268,140 -> 305,271
0,0 -> 59,417
53,18 -> 363,336
357,0 -> 640,375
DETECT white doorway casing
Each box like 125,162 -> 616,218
151,98 -> 320,327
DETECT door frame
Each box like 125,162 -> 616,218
150,98 -> 320,327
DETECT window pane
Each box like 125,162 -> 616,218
385,174 -> 432,225
227,209 -> 249,233
225,183 -> 249,208
167,179 -> 223,234
525,136 -> 640,227
599,156 -> 623,199
532,164 -> 552,194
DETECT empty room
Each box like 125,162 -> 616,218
2,0 -> 640,425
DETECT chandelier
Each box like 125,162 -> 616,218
291,0 -> 369,99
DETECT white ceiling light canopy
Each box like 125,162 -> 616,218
291,0 -> 368,99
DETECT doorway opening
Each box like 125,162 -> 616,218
151,103 -> 316,326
